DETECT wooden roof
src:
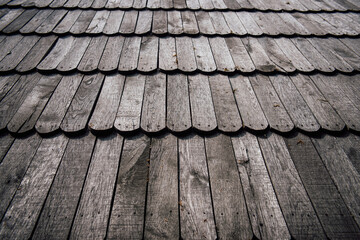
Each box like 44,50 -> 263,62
0,0 -> 359,238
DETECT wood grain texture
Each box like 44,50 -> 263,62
141,73 -> 166,132
178,134 -> 217,239
0,133 -> 41,219
78,36 -> 108,72
138,36 -> 159,72
229,75 -> 268,130
32,132 -> 96,240
181,11 -> 199,34
0,74 -> 20,101
98,36 -> 124,71
269,75 -> 320,132
7,74 -> 61,133
231,132 -> 290,240
159,37 -> 177,71
144,133 -> 179,239
53,10 -> 81,34
176,37 -> 197,72
36,9 -> 67,34
209,37 -> 235,72
107,134 -> 149,239
152,10 -> 167,34
70,133 -> 123,240
166,74 -> 191,132
285,132 -> 360,239
236,12 -> 262,35
115,74 -> 146,132
86,10 -> 109,34
209,11 -> 230,34
89,74 -> 125,131
19,9 -> 53,34
223,12 -> 247,35
312,134 -> 360,227
2,9 -> 38,33
0,73 -> 40,130
192,36 -> 216,72
36,74 -> 83,134
0,35 -> 23,63
258,132 -> 326,239
103,10 -> 124,34
208,74 -> 242,132
188,74 -> 217,132
0,132 -> 14,163
0,9 -> 24,31
135,10 -> 151,34
118,36 -> 141,71
70,10 -> 96,34
167,10 -> 183,34
57,37 -> 91,72
250,75 -> 294,132
61,73 -> 104,132
225,37 -> 255,72
205,133 -> 253,239
0,133 -> 68,240
119,10 -> 138,34
195,11 -> 216,35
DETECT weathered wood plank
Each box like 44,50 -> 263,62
199,0 -> 214,9
192,36 -> 216,72
335,74 -> 360,108
141,73 -> 166,133
229,75 -> 268,130
35,74 -> 83,134
209,75 -> 242,132
277,13 -> 310,35
258,133 -> 326,239
209,37 -> 235,72
311,74 -> 360,131
89,74 -> 125,131
118,0 -> 133,8
152,10 -> 167,34
195,11 -> 216,35
312,134 -> 360,227
176,37 -> 197,72
32,132 -> 96,240
179,134 -> 217,239
336,133 -> 360,173
103,10 -> 124,34
0,134 -> 68,240
138,36 -> 158,72
0,35 -> 23,62
53,10 -> 81,34
167,10 -> 183,35
61,73 -> 104,133
285,133 -> 360,239
38,36 -> 75,71
69,10 -> 96,34
269,75 -> 320,132
135,10 -> 151,34
119,10 -> 138,34
0,132 -> 13,164
173,0 -> 186,9
78,36 -> 108,72
208,11 -> 230,35
35,10 -> 67,34
114,74 -> 146,132
0,9 -> 24,31
118,37 -> 141,71
7,75 -> 61,133
159,37 -> 177,71
0,133 -> 41,219
250,75 -> 294,132
19,9 -> 53,34
223,11 -> 247,35
167,74 -> 191,132
181,11 -> 199,34
236,12 -> 262,35
86,10 -> 109,34
205,133 -> 253,239
186,0 -> 200,9
225,37 -> 255,72
133,0 -> 147,8
2,9 -> 38,33
98,36 -> 124,72
290,74 -> 344,131
0,73 -> 40,130
56,37 -> 91,72
16,36 -> 57,73
144,133 -> 179,239
0,75 -> 20,101
70,133 -> 123,240
188,74 -> 217,132
107,134 -> 149,239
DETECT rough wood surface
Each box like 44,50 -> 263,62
209,37 -> 235,72
176,37 -> 197,72
135,11 -> 151,34
285,132 -> 360,239
159,37 -> 177,71
53,10 -> 81,34
107,134 -> 149,239
69,10 -> 96,34
115,74 -> 145,132
225,37 -> 255,72
36,74 -> 83,134
118,36 -> 141,71
19,9 -> 53,34
144,133 -> 179,239
2,9 -> 38,33
167,10 -> 183,34
208,75 -> 242,132
205,133 -> 253,239
61,73 -> 104,132
195,11 -> 216,35
103,10 -> 124,34
178,134 -> 217,239
98,36 -> 124,71
192,36 -> 216,72
138,36 -> 158,72
229,75 -> 268,130
0,74 -> 20,101
36,9 -> 67,34
32,132 -> 96,240
181,11 -> 199,34
119,10 -> 137,34
86,10 -> 109,33
188,74 -> 217,132
78,36 -> 108,72
57,37 -> 91,72
242,37 -> 276,72
231,132 -> 291,240
209,11 -> 230,35
70,133 -> 123,240
0,133 -> 68,240
152,10 -> 167,34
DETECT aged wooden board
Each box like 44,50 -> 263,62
70,133 -> 123,240
2,9 -> 38,33
0,35 -> 23,62
0,133 -> 41,219
144,133 -> 179,239
250,75 -> 294,132
166,74 -> 191,132
32,132 -> 96,240
53,10 -> 81,34
7,74 -> 61,133
229,75 -> 268,130
152,10 -> 167,34
258,133 -> 326,239
178,134 -> 217,239
36,9 -> 67,34
89,74 -> 125,131
70,10 -> 96,34
103,10 -> 124,34
181,11 -> 199,34
0,132 -> 14,163
236,12 -> 262,35
107,134 -> 149,239
0,134 -> 68,240
0,9 -> 24,31
0,75 -> 20,101
141,73 -> 166,132
61,73 -> 104,132
285,133 -> 360,239
86,10 -> 109,34
159,37 -> 177,71
208,11 -> 230,35
19,9 -> 53,33
195,11 -> 216,35
138,36 -> 159,72
176,37 -> 197,72
78,36 -> 108,72
208,75 -> 242,132
57,37 -> 91,72
119,10 -> 138,34
192,36 -> 216,72
188,74 -> 217,132
167,10 -> 183,35
231,132 -> 290,240
209,37 -> 235,72
118,36 -> 141,71
135,11 -> 152,34
205,133 -> 253,239
225,37 -> 255,72
115,74 -> 146,132
98,36 -> 124,71
35,74 -> 83,134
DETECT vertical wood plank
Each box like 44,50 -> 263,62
118,37 -> 141,71
77,36 -> 108,72
176,37 -> 197,72
138,36 -> 159,72
159,37 -> 177,71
